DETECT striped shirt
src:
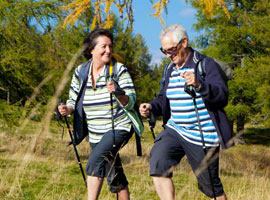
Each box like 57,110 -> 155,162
166,66 -> 220,147
67,61 -> 135,143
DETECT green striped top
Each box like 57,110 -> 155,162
67,61 -> 136,143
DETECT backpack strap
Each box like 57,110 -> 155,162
78,60 -> 92,88
159,62 -> 174,95
197,55 -> 206,81
73,60 -> 91,145
197,55 -> 230,86
163,62 -> 174,80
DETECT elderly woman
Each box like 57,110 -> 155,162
58,28 -> 136,200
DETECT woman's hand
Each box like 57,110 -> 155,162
139,103 -> 152,118
106,81 -> 115,94
58,105 -> 73,116
107,81 -> 129,106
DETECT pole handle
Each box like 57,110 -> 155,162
143,104 -> 156,140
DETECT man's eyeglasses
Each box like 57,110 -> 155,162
160,40 -> 182,55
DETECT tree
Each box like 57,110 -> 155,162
0,0 -> 93,126
0,0 -> 154,126
61,0 -> 230,30
0,0 -> 95,106
190,0 -> 270,130
0,0 -> 57,104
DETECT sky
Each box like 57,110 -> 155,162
131,0 -> 201,65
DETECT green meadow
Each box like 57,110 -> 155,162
0,120 -> 269,200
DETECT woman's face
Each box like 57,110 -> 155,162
91,36 -> 113,65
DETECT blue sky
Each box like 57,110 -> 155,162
131,0 -> 201,65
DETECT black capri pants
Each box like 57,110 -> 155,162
150,126 -> 225,198
86,129 -> 133,193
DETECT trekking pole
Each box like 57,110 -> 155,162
64,116 -> 87,188
184,84 -> 217,200
110,93 -> 116,148
56,102 -> 87,188
143,105 -> 156,140
109,93 -> 119,200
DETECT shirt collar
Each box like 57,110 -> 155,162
182,48 -> 198,69
170,47 -> 199,70
88,61 -> 107,77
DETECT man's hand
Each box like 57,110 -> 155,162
139,103 -> 152,118
180,72 -> 199,88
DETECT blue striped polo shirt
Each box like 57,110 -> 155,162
166,66 -> 220,147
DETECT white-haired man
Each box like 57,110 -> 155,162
140,24 -> 233,200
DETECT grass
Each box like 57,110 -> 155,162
0,120 -> 270,200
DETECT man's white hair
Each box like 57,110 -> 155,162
159,24 -> 189,44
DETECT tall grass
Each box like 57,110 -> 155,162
0,120 -> 270,200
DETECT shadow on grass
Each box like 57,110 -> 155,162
243,128 -> 270,146
220,169 -> 243,178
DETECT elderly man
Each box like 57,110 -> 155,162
139,24 -> 233,200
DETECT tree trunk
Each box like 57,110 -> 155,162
236,116 -> 245,133
235,115 -> 246,144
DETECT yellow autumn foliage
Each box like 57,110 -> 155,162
61,0 -> 91,27
105,0 -> 112,14
61,0 -> 230,29
199,0 -> 230,19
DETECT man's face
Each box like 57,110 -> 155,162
160,34 -> 188,66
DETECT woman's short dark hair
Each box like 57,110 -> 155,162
83,28 -> 114,60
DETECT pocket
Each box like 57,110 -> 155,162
153,130 -> 165,143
